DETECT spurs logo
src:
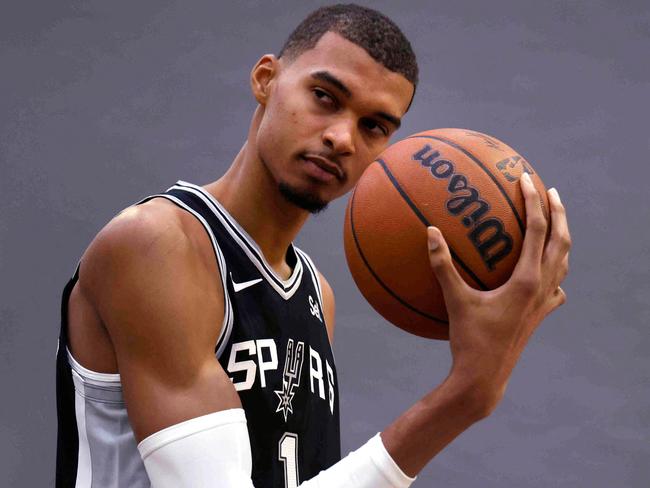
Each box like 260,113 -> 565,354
308,295 -> 322,322
412,144 -> 514,271
274,339 -> 305,422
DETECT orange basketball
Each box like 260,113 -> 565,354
343,128 -> 549,340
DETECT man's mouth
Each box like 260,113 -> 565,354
302,154 -> 344,181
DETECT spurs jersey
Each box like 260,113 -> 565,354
56,180 -> 341,487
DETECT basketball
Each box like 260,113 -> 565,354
343,128 -> 549,340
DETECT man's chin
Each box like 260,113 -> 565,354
278,182 -> 329,214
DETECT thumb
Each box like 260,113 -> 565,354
427,226 -> 467,303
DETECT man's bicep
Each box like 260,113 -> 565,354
84,205 -> 240,442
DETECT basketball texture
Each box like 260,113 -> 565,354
343,128 -> 549,340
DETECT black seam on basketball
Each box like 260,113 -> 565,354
406,134 -> 525,236
349,183 -> 449,325
376,159 -> 489,291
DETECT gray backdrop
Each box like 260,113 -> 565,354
1,0 -> 649,486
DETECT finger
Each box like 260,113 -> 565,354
427,226 -> 469,304
512,173 -> 548,279
544,188 -> 572,264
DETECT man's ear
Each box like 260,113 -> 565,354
251,54 -> 279,105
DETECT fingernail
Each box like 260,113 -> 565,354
427,226 -> 439,251
521,172 -> 531,185
549,187 -> 561,203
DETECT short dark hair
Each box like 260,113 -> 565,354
279,4 -> 418,87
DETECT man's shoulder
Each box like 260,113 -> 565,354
79,198 -> 224,336
80,198 -> 211,298
90,199 -> 190,263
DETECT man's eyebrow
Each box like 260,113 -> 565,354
311,71 -> 351,98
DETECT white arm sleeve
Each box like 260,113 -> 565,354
138,408 -> 416,488
300,433 -> 416,487
138,409 -> 255,488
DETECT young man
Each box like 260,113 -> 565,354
56,4 -> 571,487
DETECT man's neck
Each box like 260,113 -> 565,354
204,144 -> 310,281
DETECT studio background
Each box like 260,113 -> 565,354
1,0 -> 648,486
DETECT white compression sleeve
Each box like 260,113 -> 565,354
300,433 -> 416,487
138,408 -> 415,488
138,408 -> 255,488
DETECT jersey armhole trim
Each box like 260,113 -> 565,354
294,247 -> 331,333
295,247 -> 324,307
67,347 -> 121,384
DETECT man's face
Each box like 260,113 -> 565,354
254,32 -> 415,212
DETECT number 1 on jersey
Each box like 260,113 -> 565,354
279,433 -> 299,488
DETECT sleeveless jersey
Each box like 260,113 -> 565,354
56,180 -> 341,487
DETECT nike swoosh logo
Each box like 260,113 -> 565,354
230,273 -> 263,293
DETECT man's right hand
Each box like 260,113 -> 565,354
380,172 -> 571,478
427,172 -> 571,412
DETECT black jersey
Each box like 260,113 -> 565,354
56,180 -> 341,488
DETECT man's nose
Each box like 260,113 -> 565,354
322,118 -> 355,156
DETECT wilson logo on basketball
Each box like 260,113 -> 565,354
412,144 -> 514,271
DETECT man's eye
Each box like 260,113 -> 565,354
362,118 -> 388,137
313,89 -> 335,106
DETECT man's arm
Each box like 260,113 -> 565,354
80,201 -> 241,442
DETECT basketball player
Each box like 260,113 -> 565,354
56,4 -> 571,487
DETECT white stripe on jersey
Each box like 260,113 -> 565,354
72,370 -> 92,488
